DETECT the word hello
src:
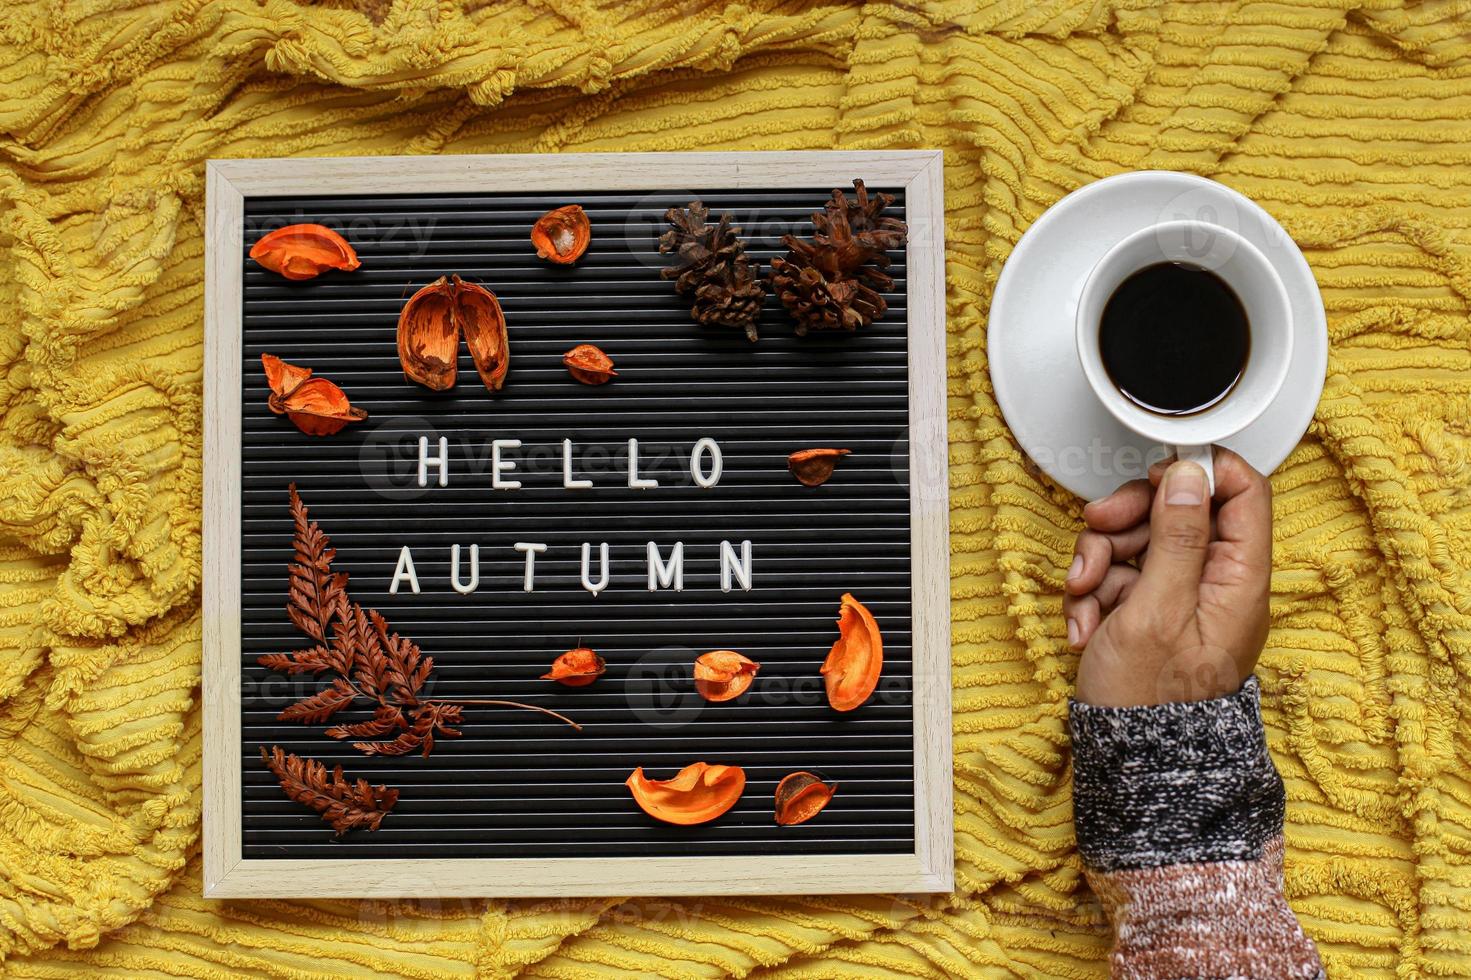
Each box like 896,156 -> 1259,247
414,436 -> 725,489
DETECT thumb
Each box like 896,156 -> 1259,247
1135,460 -> 1211,612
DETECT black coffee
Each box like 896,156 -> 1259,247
1099,262 -> 1249,415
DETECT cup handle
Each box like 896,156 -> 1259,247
1170,444 -> 1216,496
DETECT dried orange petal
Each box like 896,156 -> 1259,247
542,647 -> 605,687
397,277 -> 458,390
774,771 -> 837,826
820,593 -> 883,711
531,205 -> 591,264
693,650 -> 759,703
454,275 -> 509,393
262,353 -> 312,398
276,377 -> 368,437
562,344 -> 617,385
788,448 -> 850,487
626,762 -> 746,825
250,224 -> 360,280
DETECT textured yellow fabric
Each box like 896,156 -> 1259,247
1,0 -> 1469,976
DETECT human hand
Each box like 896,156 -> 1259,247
1063,448 -> 1273,707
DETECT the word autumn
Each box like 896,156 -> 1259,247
387,435 -> 753,597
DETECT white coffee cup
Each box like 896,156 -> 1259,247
1074,220 -> 1293,492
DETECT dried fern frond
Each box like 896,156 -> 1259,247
256,486 -> 579,834
260,487 -> 459,761
285,484 -> 348,643
260,745 -> 399,835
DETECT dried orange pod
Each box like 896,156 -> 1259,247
531,205 -> 591,264
276,377 -> 368,437
250,223 -> 360,280
774,771 -> 837,826
693,650 -> 759,703
626,762 -> 746,825
788,448 -> 851,487
397,277 -> 458,391
542,647 -> 606,687
454,275 -> 509,393
260,354 -> 367,436
821,593 -> 883,711
562,344 -> 617,385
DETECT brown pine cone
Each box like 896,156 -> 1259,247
659,202 -> 765,342
770,179 -> 908,335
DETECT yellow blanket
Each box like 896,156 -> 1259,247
1,1 -> 1468,976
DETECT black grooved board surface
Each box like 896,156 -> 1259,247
240,189 -> 913,859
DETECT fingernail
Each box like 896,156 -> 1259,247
1066,618 -> 1079,647
1164,462 -> 1206,506
1066,555 -> 1083,582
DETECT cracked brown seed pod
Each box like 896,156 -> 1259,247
769,179 -> 908,335
659,202 -> 765,342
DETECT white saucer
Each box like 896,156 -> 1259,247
987,171 -> 1327,501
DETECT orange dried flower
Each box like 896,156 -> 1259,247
562,344 -> 617,385
250,224 -> 360,280
693,650 -> 759,702
531,205 -> 591,264
261,354 -> 367,437
821,593 -> 883,711
626,762 -> 746,825
788,448 -> 850,487
542,647 -> 606,687
774,771 -> 837,826
396,275 -> 509,393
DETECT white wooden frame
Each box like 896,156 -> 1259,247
203,151 -> 951,898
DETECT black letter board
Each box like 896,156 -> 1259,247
204,151 -> 951,897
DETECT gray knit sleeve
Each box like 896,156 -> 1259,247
1068,676 -> 1323,979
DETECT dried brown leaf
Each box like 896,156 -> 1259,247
325,706 -> 407,740
354,703 -> 461,758
278,677 -> 356,724
284,483 -> 348,645
340,601 -> 387,699
257,646 -> 337,675
371,609 -> 431,704
351,729 -> 424,758
260,745 -> 397,835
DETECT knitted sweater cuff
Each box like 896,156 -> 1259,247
1068,675 -> 1285,872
